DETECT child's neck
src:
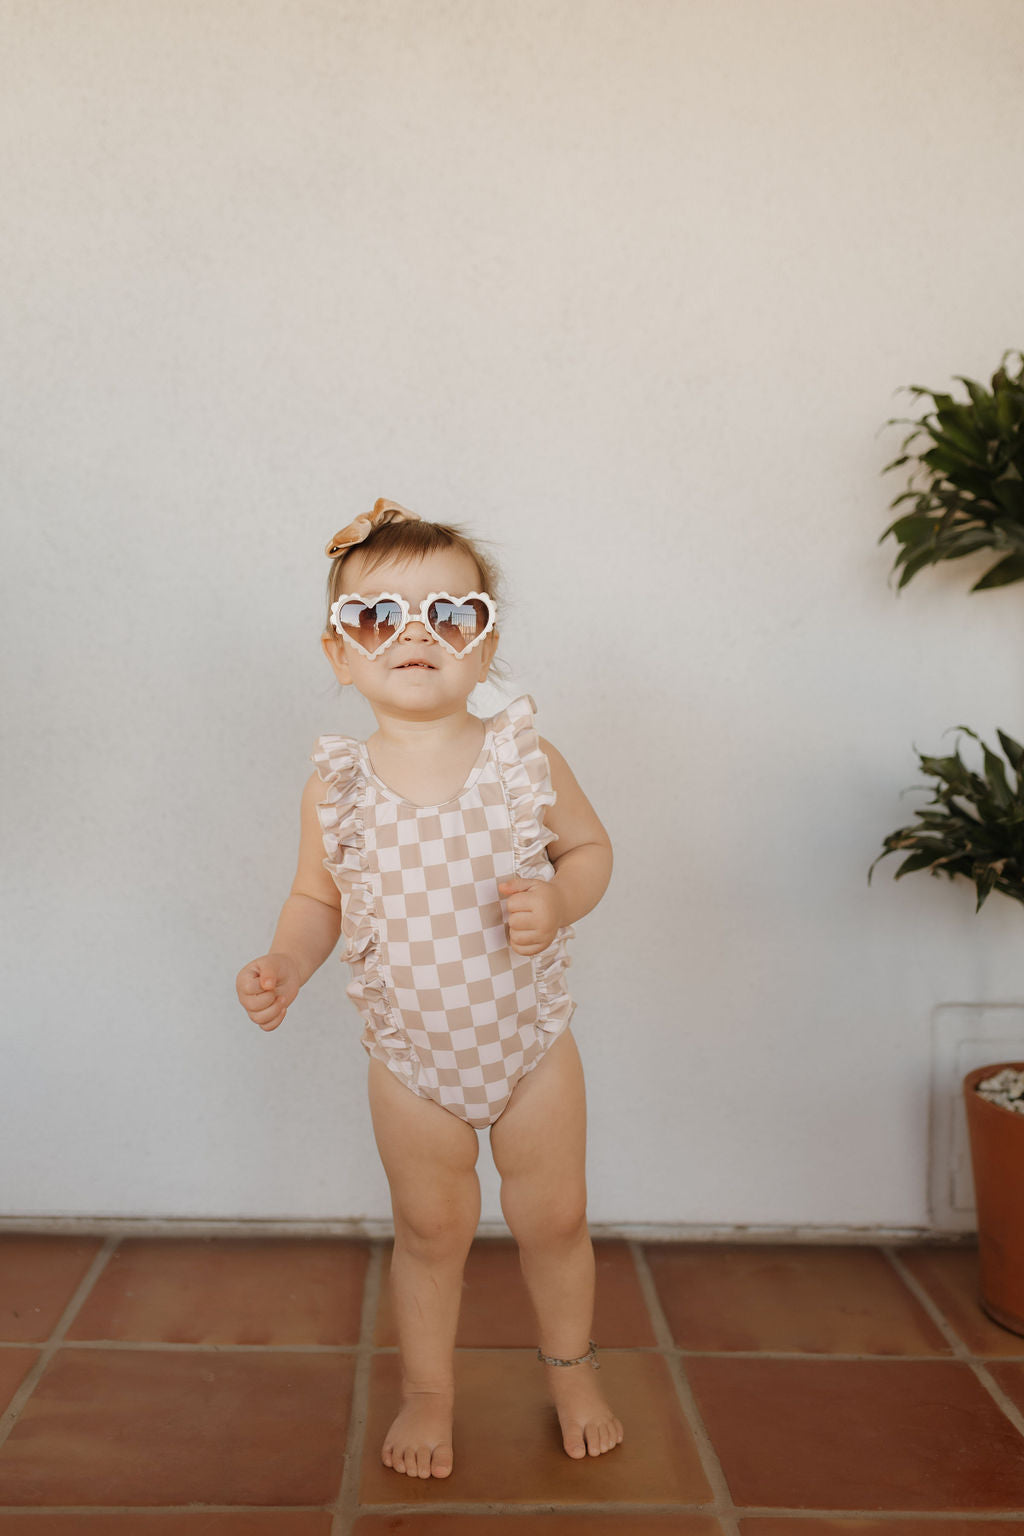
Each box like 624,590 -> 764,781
367,704 -> 479,754
365,706 -> 486,807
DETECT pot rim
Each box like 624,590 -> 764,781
963,1060 -> 1024,1116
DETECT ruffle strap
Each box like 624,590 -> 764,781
489,695 -> 576,1037
311,735 -> 420,1089
489,694 -> 559,876
311,735 -> 372,959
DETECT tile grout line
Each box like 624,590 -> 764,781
883,1244 -> 1024,1442
710,1507 -> 1024,1525
0,1500 -> 1019,1522
3,1338 -> 1020,1363
0,1341 -> 365,1354
629,1240 -> 741,1536
355,1498 -> 741,1518
340,1501 -> 1024,1521
0,1234 -> 120,1452
331,1239 -> 385,1536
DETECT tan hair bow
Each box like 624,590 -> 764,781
325,498 -> 421,558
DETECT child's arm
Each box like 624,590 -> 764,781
498,737 -> 612,957
236,771 -> 342,1032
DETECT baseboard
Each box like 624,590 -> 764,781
0,1215 -> 979,1244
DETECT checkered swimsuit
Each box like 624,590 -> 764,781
312,694 -> 575,1128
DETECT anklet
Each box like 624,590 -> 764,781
537,1340 -> 599,1370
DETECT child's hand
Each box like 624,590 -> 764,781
498,878 -> 566,956
236,953 -> 301,1032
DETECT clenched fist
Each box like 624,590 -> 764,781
236,953 -> 301,1032
498,877 -> 567,956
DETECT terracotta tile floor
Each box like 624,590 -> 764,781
2,1236 -> 1024,1532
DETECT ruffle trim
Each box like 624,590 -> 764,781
488,695 -> 576,1037
489,694 -> 558,874
311,735 -> 420,1092
533,930 -> 576,1037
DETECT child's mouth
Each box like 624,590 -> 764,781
396,661 -> 435,669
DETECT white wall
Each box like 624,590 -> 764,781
4,0 -> 1024,1232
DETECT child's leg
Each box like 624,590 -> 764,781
489,1029 -> 623,1459
368,1057 -> 481,1479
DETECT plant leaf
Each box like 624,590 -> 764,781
997,731 -> 1024,773
874,727 -> 1024,911
972,552 -> 1024,589
991,477 -> 1024,521
981,745 -> 1012,807
954,375 -> 999,435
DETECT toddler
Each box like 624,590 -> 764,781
236,498 -> 622,1478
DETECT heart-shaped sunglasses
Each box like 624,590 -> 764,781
329,591 -> 497,659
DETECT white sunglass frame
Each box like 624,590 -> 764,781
329,590 -> 497,660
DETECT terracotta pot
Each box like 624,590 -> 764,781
963,1061 -> 1024,1336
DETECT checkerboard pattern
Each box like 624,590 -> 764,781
313,697 -> 573,1129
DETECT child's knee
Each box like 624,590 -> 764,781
502,1182 -> 588,1252
393,1189 -> 479,1260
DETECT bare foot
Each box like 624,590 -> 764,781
544,1362 -> 624,1458
381,1389 -> 454,1479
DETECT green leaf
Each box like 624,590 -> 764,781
997,731 -> 1024,772
879,357 -> 1024,595
991,478 -> 1024,520
881,513 -> 938,553
883,492 -> 936,522
918,751 -> 972,788
982,745 -> 1012,806
895,545 -> 942,587
895,850 -> 948,877
875,723 -> 1024,912
995,388 -> 1024,437
954,375 -> 998,435
905,389 -> 956,413
937,529 -> 1002,560
935,409 -> 989,463
972,552 -> 1024,589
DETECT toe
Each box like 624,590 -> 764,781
562,1421 -> 587,1459
381,1442 -> 394,1468
432,1444 -> 454,1478
416,1444 -> 433,1478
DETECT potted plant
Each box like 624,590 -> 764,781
870,728 -> 1024,1333
880,348 -> 1024,591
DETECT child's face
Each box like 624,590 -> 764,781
321,546 -> 499,719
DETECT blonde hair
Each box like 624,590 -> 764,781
324,517 -> 502,633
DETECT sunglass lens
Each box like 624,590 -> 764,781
337,599 -> 403,652
427,598 -> 490,652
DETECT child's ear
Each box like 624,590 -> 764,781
321,632 -> 352,686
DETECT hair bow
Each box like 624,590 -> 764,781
324,498 -> 421,558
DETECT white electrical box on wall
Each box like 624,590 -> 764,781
930,1004 -> 1024,1231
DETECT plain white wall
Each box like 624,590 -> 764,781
4,0 -> 1024,1231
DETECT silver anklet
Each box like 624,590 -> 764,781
537,1339 -> 599,1370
